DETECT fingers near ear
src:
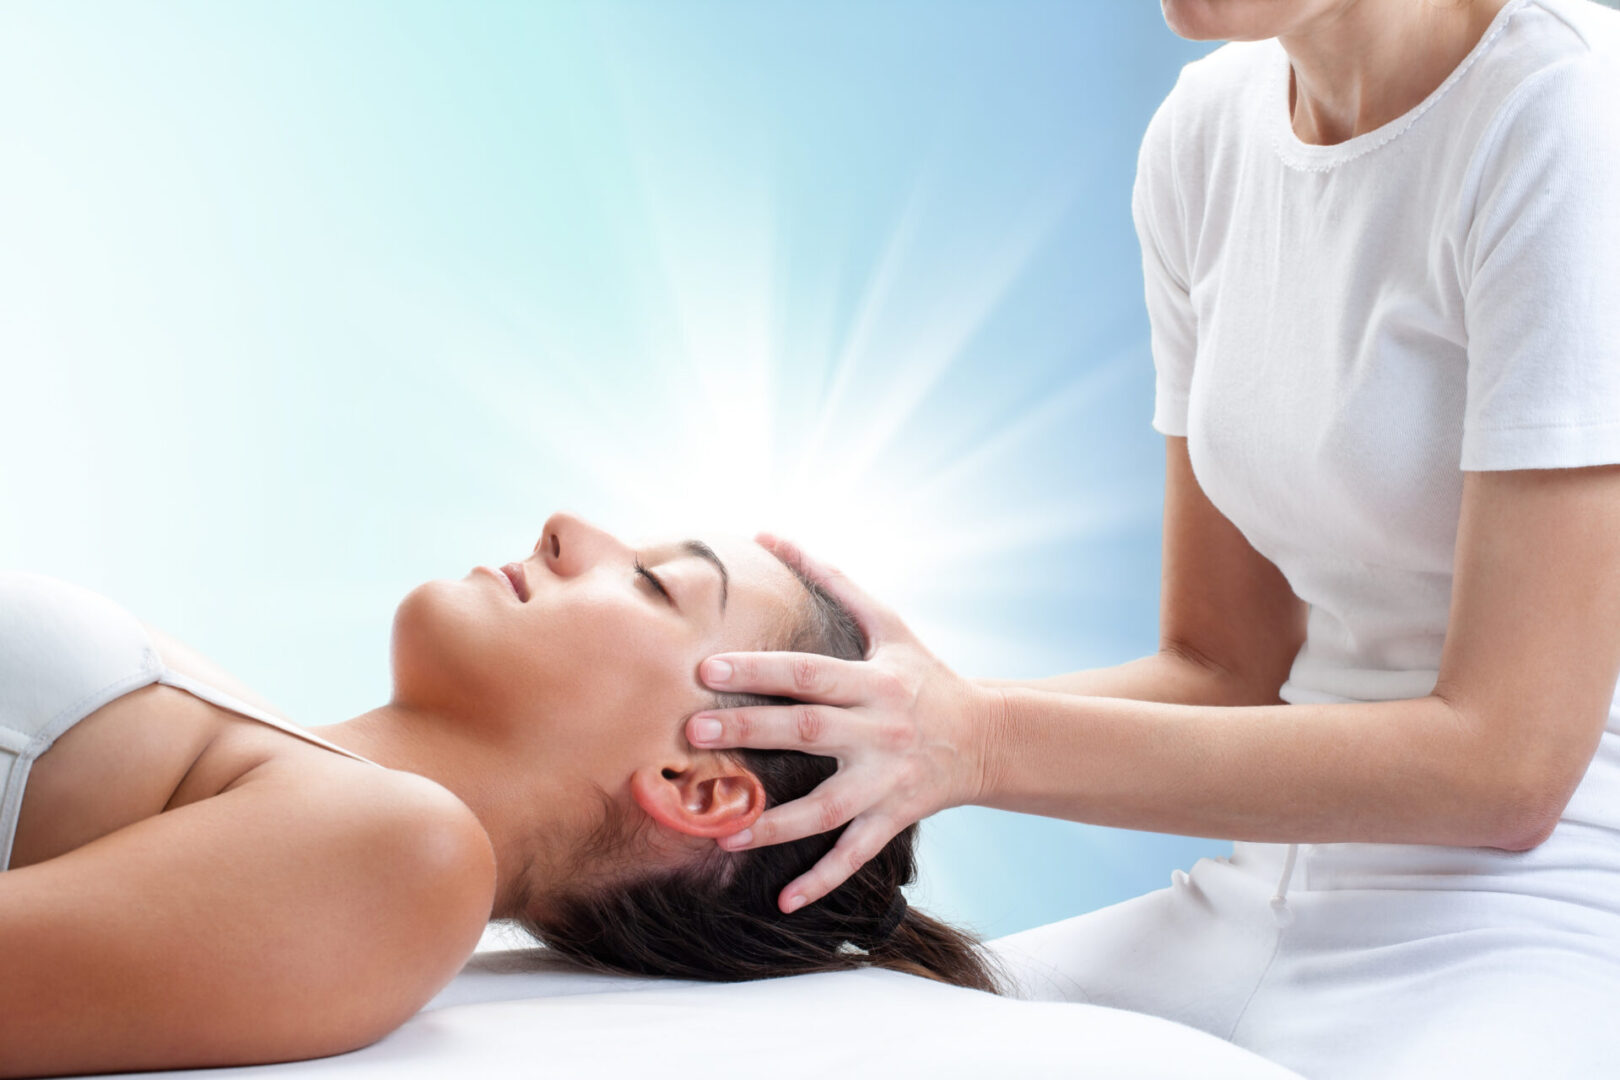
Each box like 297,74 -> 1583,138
629,764 -> 765,840
698,655 -> 864,705
723,771 -> 868,854
779,816 -> 896,914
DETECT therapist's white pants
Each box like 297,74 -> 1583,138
985,838 -> 1620,1079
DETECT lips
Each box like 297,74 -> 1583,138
500,562 -> 529,602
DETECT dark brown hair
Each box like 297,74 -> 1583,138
514,564 -> 1006,994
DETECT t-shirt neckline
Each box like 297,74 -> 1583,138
1268,0 -> 1531,172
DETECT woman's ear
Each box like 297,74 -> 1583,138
629,759 -> 765,839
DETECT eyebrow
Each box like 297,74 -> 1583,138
682,539 -> 729,613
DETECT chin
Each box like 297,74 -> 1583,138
389,577 -> 501,707
1161,0 -> 1295,42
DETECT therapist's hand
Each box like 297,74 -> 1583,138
684,534 -> 1003,914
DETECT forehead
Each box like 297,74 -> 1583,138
642,532 -> 805,645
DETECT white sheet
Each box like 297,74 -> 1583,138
68,927 -> 1304,1079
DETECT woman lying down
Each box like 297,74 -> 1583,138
0,512 -> 1003,1077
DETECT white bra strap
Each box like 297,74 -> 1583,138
156,669 -> 383,769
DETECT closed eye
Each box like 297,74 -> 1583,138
633,558 -> 673,605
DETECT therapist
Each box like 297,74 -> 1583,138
686,0 -> 1620,1075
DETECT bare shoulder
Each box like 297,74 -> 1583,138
136,613 -> 496,916
0,760 -> 495,1077
239,760 -> 500,978
344,765 -> 500,914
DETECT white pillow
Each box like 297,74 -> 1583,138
80,942 -> 1301,1079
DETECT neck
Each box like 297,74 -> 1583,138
1280,0 -> 1512,145
318,703 -> 553,921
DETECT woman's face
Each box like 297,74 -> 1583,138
388,511 -> 805,849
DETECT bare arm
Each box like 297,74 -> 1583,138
977,462 -> 1620,852
0,766 -> 495,1077
980,690 -> 1494,842
976,437 -> 1308,709
689,449 -> 1620,908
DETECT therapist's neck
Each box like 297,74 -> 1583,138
1280,0 -> 1512,145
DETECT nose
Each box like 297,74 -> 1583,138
535,511 -> 628,578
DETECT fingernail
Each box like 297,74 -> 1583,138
692,716 -> 722,743
784,894 -> 805,914
721,828 -> 752,849
704,659 -> 733,684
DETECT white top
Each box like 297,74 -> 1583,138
1133,0 -> 1620,872
0,571 -> 383,872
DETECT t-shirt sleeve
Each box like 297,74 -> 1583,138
1132,82 -> 1197,439
1459,51 -> 1620,471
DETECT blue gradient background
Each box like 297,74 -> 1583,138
0,1 -> 1224,940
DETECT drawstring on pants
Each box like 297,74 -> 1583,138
1270,843 -> 1300,926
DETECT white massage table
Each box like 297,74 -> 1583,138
71,924 -> 1304,1079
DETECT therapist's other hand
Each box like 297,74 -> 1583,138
684,533 -> 1001,914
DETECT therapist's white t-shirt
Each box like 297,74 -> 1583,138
1134,0 -> 1620,826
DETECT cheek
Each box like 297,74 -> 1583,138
519,593 -> 704,730
391,578 -> 713,753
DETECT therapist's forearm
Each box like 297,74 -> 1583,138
976,648 -> 1283,708
973,687 -> 1545,852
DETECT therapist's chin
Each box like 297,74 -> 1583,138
1160,0 -> 1288,43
